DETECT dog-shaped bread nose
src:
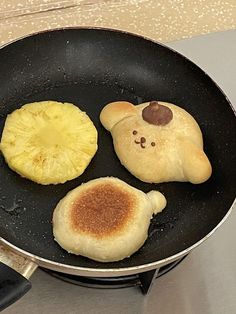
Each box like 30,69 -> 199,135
134,136 -> 146,148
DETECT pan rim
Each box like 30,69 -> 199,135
0,26 -> 235,276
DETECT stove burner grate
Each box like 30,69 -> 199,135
43,255 -> 187,294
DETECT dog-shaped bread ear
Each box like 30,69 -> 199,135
100,101 -> 137,131
179,138 -> 212,184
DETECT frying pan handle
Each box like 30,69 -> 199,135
0,262 -> 31,311
0,243 -> 37,310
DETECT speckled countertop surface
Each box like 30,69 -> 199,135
0,0 -> 235,45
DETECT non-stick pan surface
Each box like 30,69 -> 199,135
0,28 -> 235,271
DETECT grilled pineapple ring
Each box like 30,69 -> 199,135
0,101 -> 98,185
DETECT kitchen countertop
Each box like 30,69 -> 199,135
3,29 -> 236,314
0,0 -> 235,44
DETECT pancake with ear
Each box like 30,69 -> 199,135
52,177 -> 166,262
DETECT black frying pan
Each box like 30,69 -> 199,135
0,28 -> 235,309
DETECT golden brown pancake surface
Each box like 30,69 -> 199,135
70,182 -> 136,237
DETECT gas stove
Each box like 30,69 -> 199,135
43,256 -> 187,294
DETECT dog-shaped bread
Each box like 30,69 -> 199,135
100,101 -> 212,184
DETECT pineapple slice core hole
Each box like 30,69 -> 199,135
34,125 -> 66,148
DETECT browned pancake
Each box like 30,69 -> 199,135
70,182 -> 137,237
53,177 -> 167,262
